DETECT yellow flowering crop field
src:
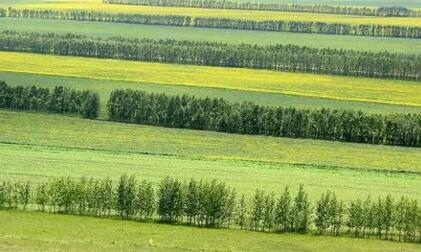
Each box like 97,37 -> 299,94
0,51 -> 420,107
7,0 -> 421,27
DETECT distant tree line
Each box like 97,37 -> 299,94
104,0 -> 421,17
108,90 -> 421,147
7,8 -> 191,26
1,175 -> 421,243
193,17 -> 421,39
1,31 -> 420,81
0,81 -> 99,118
6,8 -> 421,39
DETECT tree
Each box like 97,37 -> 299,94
82,91 -> 99,119
275,186 -> 292,232
262,193 -> 275,232
116,175 -> 137,219
157,177 -> 185,223
316,191 -> 331,235
235,194 -> 248,230
292,185 -> 311,233
382,195 -> 394,240
250,189 -> 265,231
347,199 -> 364,237
135,179 -> 155,221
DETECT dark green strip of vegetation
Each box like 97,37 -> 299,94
6,8 -> 421,39
104,0 -> 421,17
0,81 -> 99,118
1,31 -> 420,81
107,89 -> 421,147
1,175 -> 421,243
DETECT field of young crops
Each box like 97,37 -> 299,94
2,18 -> 421,54
8,1 -> 421,27
2,52 -> 421,108
1,110 -> 421,201
4,211 -> 421,252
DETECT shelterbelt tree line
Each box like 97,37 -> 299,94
1,175 -> 421,244
2,7 -> 421,39
1,81 -> 420,148
104,0 -> 421,17
0,31 -> 420,81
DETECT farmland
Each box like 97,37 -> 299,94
2,18 -> 421,54
1,0 -> 421,250
8,1 -> 421,27
3,211 -> 421,252
1,110 -> 421,202
4,71 -> 421,117
1,52 -> 421,108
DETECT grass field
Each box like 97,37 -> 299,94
1,110 -> 421,201
3,211 -> 421,252
7,1 -> 421,27
1,51 -> 420,108
2,18 -> 421,55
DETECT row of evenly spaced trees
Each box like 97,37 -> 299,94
0,81 -> 99,118
1,83 -> 420,147
6,8 -> 421,39
104,0 -> 421,17
1,176 -> 421,243
107,90 -> 421,147
1,31 -> 420,81
193,17 -> 421,39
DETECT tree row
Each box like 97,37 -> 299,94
104,0 -> 421,17
108,89 -> 421,148
1,176 -> 421,243
1,30 -> 420,81
6,8 -> 421,39
1,82 -> 419,147
0,81 -> 99,118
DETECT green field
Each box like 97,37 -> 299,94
1,110 -> 421,201
3,211 -> 421,252
1,52 -> 420,108
8,1 -> 421,27
2,18 -> 421,55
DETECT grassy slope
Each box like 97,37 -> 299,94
1,52 -> 420,108
2,18 -> 421,55
1,110 -> 420,201
8,1 -> 421,27
3,211 -> 421,252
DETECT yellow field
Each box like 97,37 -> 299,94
8,0 -> 421,27
1,51 -> 420,107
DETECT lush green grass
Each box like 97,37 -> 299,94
1,110 -> 421,201
3,211 -> 421,252
9,1 -> 421,27
2,51 -> 421,108
1,18 -> 421,55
